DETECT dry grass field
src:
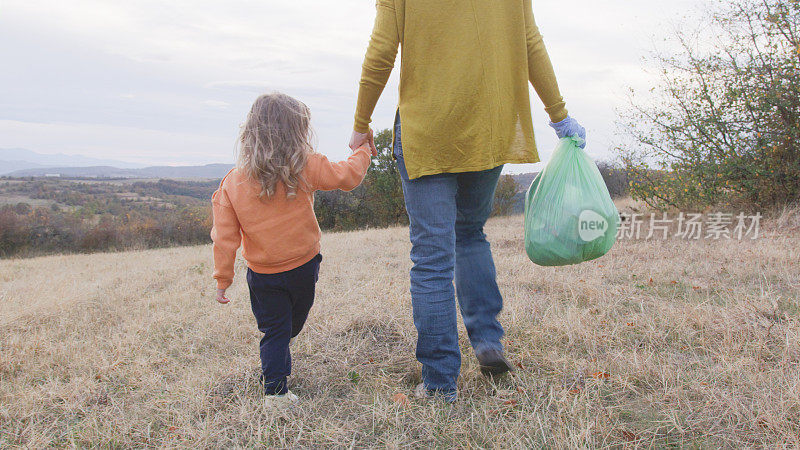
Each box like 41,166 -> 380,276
1,206 -> 799,447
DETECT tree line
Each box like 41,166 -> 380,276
1,127 -> 633,258
0,132 -> 522,258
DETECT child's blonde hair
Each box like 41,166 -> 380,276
237,92 -> 314,198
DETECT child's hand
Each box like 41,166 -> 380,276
216,288 -> 230,304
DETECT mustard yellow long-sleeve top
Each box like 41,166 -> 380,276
354,0 -> 569,180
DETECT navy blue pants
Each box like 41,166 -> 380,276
247,253 -> 321,395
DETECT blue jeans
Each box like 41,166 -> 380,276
394,115 -> 505,396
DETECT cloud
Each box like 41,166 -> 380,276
0,120 -> 235,166
202,100 -> 230,109
0,0 -> 708,168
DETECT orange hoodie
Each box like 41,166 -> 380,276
211,146 -> 372,289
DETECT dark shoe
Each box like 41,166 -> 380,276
476,347 -> 514,376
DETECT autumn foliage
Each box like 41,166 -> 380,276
619,0 -> 800,209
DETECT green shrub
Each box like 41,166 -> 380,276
492,175 -> 518,216
618,0 -> 799,209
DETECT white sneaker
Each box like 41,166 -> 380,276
413,383 -> 457,403
414,383 -> 431,399
264,390 -> 299,412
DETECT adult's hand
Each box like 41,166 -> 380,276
549,116 -> 587,149
350,129 -> 377,156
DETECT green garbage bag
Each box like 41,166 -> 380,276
524,137 -> 619,266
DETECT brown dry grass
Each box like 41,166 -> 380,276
1,207 -> 799,447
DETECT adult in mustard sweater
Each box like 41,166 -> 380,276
349,0 -> 586,401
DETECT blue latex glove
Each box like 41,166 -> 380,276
549,116 -> 587,149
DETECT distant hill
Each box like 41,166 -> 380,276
136,164 -> 234,179
0,148 -> 145,175
0,160 -> 47,174
508,172 -> 537,191
10,163 -> 517,182
0,148 -> 232,179
7,164 -> 234,179
505,172 -> 538,214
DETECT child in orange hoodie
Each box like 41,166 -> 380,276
211,92 -> 373,407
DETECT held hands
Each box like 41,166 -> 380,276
216,288 -> 230,304
549,116 -> 587,149
349,128 -> 378,156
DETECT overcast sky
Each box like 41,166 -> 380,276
0,0 -> 706,171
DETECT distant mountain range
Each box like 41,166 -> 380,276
0,148 -> 146,174
7,164 -> 235,179
0,148 -> 537,183
0,148 -> 232,179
